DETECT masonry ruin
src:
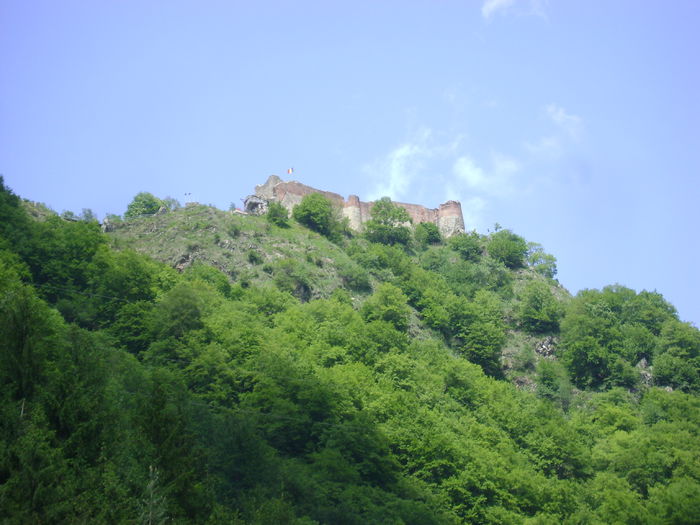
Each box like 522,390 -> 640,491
244,175 -> 465,237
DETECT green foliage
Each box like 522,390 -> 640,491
560,285 -> 698,392
293,193 -> 335,237
266,201 -> 289,227
361,283 -> 411,332
0,266 -> 63,400
536,359 -> 572,410
184,262 -> 232,298
448,231 -> 482,261
452,291 -> 506,377
653,353 -> 700,393
442,257 -> 514,299
2,180 -> 700,523
364,197 -> 412,246
161,196 -> 181,211
487,229 -> 528,269
519,281 -> 563,333
0,177 -> 33,250
124,192 -> 163,219
247,249 -> 263,265
414,222 -> 442,248
148,282 -> 207,342
227,221 -> 241,238
80,208 -> 97,222
658,319 -> 700,358
336,259 -> 371,292
648,477 -> 700,524
527,242 -> 558,278
271,258 -> 312,301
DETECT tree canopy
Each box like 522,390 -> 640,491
293,193 -> 335,237
1,179 -> 699,523
487,229 -> 528,269
364,197 -> 412,246
124,192 -> 163,219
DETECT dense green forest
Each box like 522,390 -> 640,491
1,179 -> 699,524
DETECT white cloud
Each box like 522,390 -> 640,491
481,0 -> 516,20
364,129 -> 462,201
445,152 -> 523,228
481,0 -> 548,19
524,135 -> 562,159
453,156 -> 486,188
452,152 -> 520,195
368,143 -> 422,201
461,196 -> 488,230
524,104 -> 584,163
546,104 -> 582,139
492,152 -> 520,178
364,130 -> 431,201
364,130 -> 527,231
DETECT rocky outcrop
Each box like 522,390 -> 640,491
535,336 -> 558,359
636,358 -> 653,387
100,217 -> 114,233
244,175 -> 465,237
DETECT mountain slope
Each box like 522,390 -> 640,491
2,181 -> 699,524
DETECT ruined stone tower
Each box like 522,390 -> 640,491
244,175 -> 465,237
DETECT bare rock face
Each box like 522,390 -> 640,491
636,358 -> 653,387
244,175 -> 466,237
243,195 -> 269,215
535,336 -> 558,358
514,375 -> 537,392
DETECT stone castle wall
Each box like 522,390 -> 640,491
246,175 -> 465,237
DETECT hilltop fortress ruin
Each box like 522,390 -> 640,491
244,175 -> 465,237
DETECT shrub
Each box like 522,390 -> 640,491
292,193 -> 334,236
266,201 -> 289,227
414,222 -> 442,248
337,260 -> 371,292
487,229 -> 528,269
361,283 -> 411,332
272,259 -> 312,302
519,281 -> 563,333
364,197 -> 412,246
227,222 -> 241,238
247,250 -> 263,265
448,231 -> 482,261
124,192 -> 163,219
527,242 -> 558,278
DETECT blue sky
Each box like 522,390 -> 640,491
2,0 -> 699,325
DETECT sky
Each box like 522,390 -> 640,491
1,0 -> 699,326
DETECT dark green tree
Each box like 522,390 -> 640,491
364,197 -> 412,246
526,242 -> 558,278
448,231 -> 482,261
266,201 -> 289,228
361,283 -> 411,332
414,222 -> 442,248
487,229 -> 528,269
80,208 -> 97,222
125,192 -> 163,219
0,177 -> 34,250
518,281 -> 563,333
451,291 -> 506,377
161,196 -> 181,211
292,193 -> 334,237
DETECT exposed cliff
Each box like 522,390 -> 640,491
245,175 -> 465,237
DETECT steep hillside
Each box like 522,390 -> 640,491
107,203 -> 366,301
2,180 -> 699,524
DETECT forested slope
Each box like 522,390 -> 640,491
1,179 -> 699,523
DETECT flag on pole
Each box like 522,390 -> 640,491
287,167 -> 294,175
